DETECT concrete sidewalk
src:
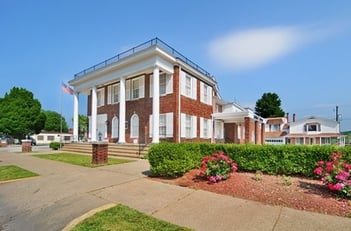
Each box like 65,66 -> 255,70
0,150 -> 351,231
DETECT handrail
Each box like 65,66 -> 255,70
74,37 -> 213,79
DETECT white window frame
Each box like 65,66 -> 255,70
180,113 -> 197,138
107,83 -> 120,104
149,73 -> 173,97
130,114 -> 139,138
97,88 -> 105,107
126,76 -> 145,100
215,121 -> 224,139
149,113 -> 173,138
180,71 -> 197,100
111,116 -> 119,138
200,117 -> 212,139
200,82 -> 212,105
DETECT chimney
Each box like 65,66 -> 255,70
286,113 -> 289,122
293,113 -> 296,122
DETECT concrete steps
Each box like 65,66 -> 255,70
62,143 -> 149,159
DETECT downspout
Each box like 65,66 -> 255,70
178,66 -> 182,143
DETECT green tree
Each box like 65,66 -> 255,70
43,110 -> 68,132
78,114 -> 88,140
255,92 -> 285,118
0,87 -> 46,138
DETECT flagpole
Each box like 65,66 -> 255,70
60,82 -> 63,149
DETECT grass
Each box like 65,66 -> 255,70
0,165 -> 39,181
33,153 -> 133,167
71,204 -> 192,231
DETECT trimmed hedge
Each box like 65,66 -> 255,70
49,142 -> 63,150
148,143 -> 351,177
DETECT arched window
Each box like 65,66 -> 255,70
111,116 -> 119,138
130,114 -> 139,138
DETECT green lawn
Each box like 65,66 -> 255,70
71,204 -> 192,231
0,165 -> 39,181
33,153 -> 133,167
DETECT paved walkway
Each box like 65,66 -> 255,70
1,149 -> 351,231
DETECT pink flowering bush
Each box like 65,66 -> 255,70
314,152 -> 351,198
199,152 -> 238,183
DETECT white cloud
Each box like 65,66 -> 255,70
208,24 -> 339,72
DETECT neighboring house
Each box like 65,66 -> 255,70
286,116 -> 345,146
212,101 -> 265,144
264,115 -> 290,145
68,38 -> 265,144
31,131 -> 72,145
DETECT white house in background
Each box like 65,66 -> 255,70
286,116 -> 345,146
31,131 -> 72,145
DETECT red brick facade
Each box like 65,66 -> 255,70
87,66 -> 213,144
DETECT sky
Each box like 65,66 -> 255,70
1,0 -> 351,130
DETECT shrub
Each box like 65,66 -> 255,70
148,143 -> 201,177
314,152 -> 351,198
199,152 -> 238,183
49,142 -> 63,150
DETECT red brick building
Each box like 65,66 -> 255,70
68,38 -> 265,144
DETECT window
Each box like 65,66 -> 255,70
160,74 -> 167,95
180,113 -> 196,138
149,73 -> 173,97
132,78 -> 139,99
200,82 -> 212,105
185,115 -> 192,138
159,114 -> 166,137
271,124 -> 280,132
304,123 -> 321,132
64,136 -> 71,141
37,135 -> 44,141
111,116 -> 119,138
185,76 -> 191,96
321,137 -> 331,144
181,71 -> 197,99
108,84 -> 119,104
200,117 -> 212,139
130,114 -> 139,138
126,76 -> 145,100
47,135 -> 55,141
97,88 -> 105,107
149,113 -> 173,138
295,137 -> 304,145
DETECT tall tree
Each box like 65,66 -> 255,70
43,110 -> 68,132
78,114 -> 88,140
0,87 -> 46,138
255,92 -> 285,118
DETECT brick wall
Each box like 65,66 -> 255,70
86,66 -> 214,144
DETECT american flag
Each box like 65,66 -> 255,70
62,82 -> 74,95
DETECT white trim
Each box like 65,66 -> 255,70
119,77 -> 126,143
152,66 -> 160,143
91,87 -> 97,141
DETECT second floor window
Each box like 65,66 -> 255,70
97,88 -> 104,107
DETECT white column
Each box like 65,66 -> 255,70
73,92 -> 79,142
91,87 -> 97,141
152,66 -> 160,143
119,77 -> 126,143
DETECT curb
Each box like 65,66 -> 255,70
61,203 -> 116,231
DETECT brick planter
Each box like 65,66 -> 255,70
21,140 -> 32,152
91,142 -> 108,165
1,140 -> 7,148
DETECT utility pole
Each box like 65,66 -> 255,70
336,105 -> 339,122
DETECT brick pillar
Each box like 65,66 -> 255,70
92,142 -> 108,165
255,121 -> 260,144
244,117 -> 252,144
261,122 -> 265,144
233,123 -> 238,144
21,140 -> 32,152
